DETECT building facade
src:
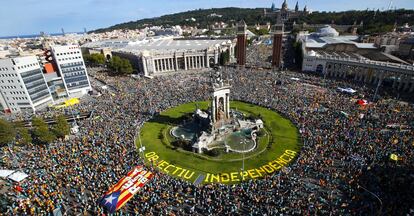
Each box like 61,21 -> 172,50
264,1 -> 309,24
299,26 -> 414,92
0,56 -> 53,113
83,37 -> 235,77
138,49 -> 220,76
304,54 -> 414,92
51,45 -> 92,96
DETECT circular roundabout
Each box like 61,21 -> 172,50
138,101 -> 302,184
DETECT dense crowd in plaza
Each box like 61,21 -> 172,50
246,41 -> 272,68
1,60 -> 413,215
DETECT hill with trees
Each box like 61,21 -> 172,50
91,7 -> 414,35
92,8 -> 267,33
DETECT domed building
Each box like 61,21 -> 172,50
263,1 -> 310,24
315,25 -> 340,37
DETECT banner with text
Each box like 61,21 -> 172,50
99,166 -> 154,213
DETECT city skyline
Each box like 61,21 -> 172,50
0,0 -> 413,37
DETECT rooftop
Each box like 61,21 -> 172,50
83,37 -> 233,55
305,35 -> 376,49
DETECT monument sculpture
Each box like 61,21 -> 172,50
171,67 -> 263,154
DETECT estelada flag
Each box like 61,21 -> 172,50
99,166 -> 154,213
357,99 -> 368,106
15,185 -> 23,192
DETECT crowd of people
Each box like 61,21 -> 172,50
1,63 -> 413,215
246,40 -> 272,69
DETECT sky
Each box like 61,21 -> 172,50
0,0 -> 413,36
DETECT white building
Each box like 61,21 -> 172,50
299,25 -> 402,73
51,45 -> 92,96
82,37 -> 235,77
0,56 -> 53,113
298,26 -> 414,92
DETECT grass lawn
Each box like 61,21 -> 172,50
138,101 -> 301,184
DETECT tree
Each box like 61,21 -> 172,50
90,53 -> 106,65
13,122 -> 32,145
83,53 -> 106,66
32,117 -> 55,144
293,41 -> 303,68
52,115 -> 70,138
108,56 -> 133,74
0,119 -> 16,146
219,50 -> 230,65
17,127 -> 32,145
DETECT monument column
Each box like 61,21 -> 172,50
212,97 -> 216,123
164,58 -> 170,71
159,59 -> 162,72
174,54 -> 178,71
142,57 -> 148,76
152,59 -> 156,74
201,55 -> 204,68
225,93 -> 230,118
184,54 -> 187,70
205,50 -> 209,67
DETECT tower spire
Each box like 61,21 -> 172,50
282,0 -> 288,10
295,1 -> 299,12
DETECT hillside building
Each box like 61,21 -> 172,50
264,1 -> 310,24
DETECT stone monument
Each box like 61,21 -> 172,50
210,68 -> 231,126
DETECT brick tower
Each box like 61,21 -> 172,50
236,20 -> 247,66
271,23 -> 284,69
